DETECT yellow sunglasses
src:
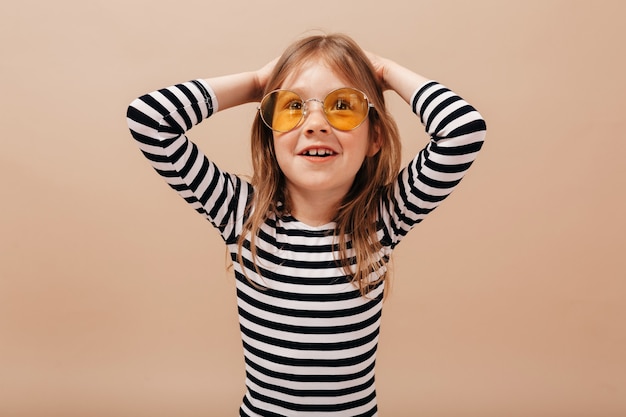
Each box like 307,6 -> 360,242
259,87 -> 374,132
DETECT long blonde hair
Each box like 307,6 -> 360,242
238,33 -> 402,296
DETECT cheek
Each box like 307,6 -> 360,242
272,134 -> 294,167
341,129 -> 372,156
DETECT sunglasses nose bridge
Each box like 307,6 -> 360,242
301,97 -> 325,118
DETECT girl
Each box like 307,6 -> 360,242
127,33 -> 486,416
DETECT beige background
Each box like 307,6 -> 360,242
1,0 -> 625,416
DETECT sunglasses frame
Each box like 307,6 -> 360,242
258,87 -> 375,133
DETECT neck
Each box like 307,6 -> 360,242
287,189 -> 343,227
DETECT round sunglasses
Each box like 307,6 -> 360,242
259,87 -> 374,132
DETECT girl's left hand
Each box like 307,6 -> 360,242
365,52 -> 430,104
365,51 -> 391,91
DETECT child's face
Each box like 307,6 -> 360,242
272,60 -> 380,203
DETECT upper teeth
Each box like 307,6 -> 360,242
304,149 -> 333,156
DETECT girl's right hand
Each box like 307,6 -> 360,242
254,57 -> 279,101
204,58 -> 279,111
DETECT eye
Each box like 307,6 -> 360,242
336,99 -> 349,110
286,100 -> 303,111
333,98 -> 351,111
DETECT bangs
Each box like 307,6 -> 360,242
269,35 -> 380,102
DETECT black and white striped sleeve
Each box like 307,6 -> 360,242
126,79 -> 248,242
381,81 -> 487,246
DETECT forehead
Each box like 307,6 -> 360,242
280,60 -> 354,95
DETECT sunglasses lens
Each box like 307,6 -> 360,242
323,88 -> 370,131
259,90 -> 303,132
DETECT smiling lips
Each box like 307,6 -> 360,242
300,148 -> 336,157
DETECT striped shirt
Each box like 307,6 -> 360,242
126,79 -> 486,416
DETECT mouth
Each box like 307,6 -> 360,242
299,148 -> 336,158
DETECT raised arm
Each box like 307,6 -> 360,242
367,53 -> 430,103
125,60 -> 276,241
369,54 -> 487,245
203,58 -> 277,111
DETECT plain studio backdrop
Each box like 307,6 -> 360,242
1,0 -> 624,416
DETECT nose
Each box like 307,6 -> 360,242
302,99 -> 330,134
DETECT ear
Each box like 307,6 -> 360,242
367,125 -> 382,157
